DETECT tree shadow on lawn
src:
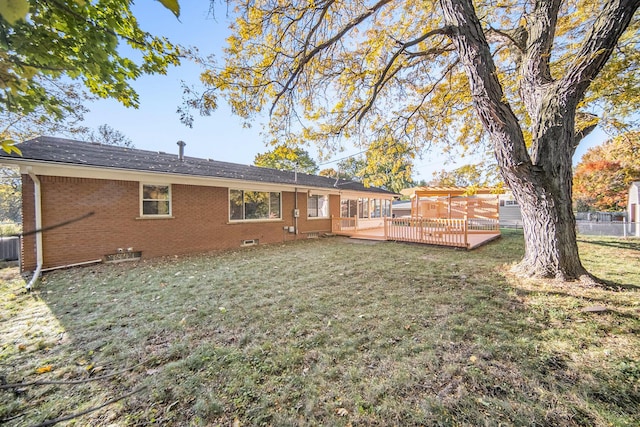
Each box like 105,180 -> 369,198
577,237 -> 640,252
21,268 -> 546,425
508,281 -> 640,425
3,238 -> 638,426
593,277 -> 640,291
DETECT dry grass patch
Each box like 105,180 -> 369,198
1,230 -> 638,426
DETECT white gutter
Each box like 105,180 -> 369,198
26,169 -> 43,291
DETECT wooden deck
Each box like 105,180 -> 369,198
332,217 -> 501,249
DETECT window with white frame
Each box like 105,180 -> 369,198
230,190 -> 281,220
307,194 -> 329,218
341,198 -> 392,218
383,199 -> 391,217
371,199 -> 382,218
340,199 -> 357,218
141,184 -> 171,216
358,198 -> 369,219
370,198 -> 392,218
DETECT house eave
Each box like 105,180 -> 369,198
6,158 -> 395,197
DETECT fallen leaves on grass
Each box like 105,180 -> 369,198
336,407 -> 349,417
35,365 -> 52,374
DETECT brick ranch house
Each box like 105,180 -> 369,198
1,137 -> 396,274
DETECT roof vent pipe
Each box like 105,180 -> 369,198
177,140 -> 186,161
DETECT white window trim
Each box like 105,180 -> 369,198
228,188 -> 283,222
139,182 -> 173,219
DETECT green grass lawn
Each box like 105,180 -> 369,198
1,229 -> 639,426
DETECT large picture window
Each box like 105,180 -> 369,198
141,184 -> 171,216
308,195 -> 329,218
230,190 -> 281,220
341,197 -> 392,218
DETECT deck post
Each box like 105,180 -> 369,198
464,215 -> 469,248
384,217 -> 389,239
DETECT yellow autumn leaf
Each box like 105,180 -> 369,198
0,0 -> 29,24
1,139 -> 21,155
36,365 -> 52,374
157,0 -> 179,18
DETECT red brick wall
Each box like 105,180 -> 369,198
20,175 -> 335,271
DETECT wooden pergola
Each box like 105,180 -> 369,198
332,186 -> 504,249
399,186 -> 502,220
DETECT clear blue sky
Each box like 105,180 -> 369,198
77,2 -> 606,180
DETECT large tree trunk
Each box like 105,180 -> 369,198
492,104 -> 589,280
499,83 -> 589,280
500,136 -> 588,280
514,188 -> 587,280
441,0 -> 638,281
440,0 -> 588,280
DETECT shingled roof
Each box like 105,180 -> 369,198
1,136 -> 395,195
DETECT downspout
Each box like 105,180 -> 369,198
26,169 -> 43,291
294,167 -> 299,237
294,187 -> 299,238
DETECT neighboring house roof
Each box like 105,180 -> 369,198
0,136 -> 395,195
392,200 -> 412,209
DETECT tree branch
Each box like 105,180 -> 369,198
572,112 -> 599,153
517,0 -> 561,122
486,26 -> 526,52
301,0 -> 335,58
561,0 -> 640,101
0,359 -> 146,389
270,0 -> 393,115
357,28 -> 452,122
42,0 -> 148,47
29,386 -> 147,427
400,58 -> 460,126
441,0 -> 531,170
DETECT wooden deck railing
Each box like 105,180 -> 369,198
331,216 -> 358,233
466,218 -> 501,233
385,218 -> 469,248
332,216 -> 500,248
